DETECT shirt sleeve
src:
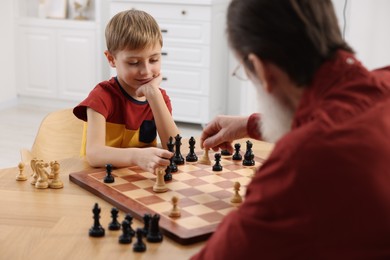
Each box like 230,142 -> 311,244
73,84 -> 114,122
247,113 -> 262,140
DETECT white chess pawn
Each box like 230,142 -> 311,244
153,168 -> 168,193
230,182 -> 242,203
198,149 -> 211,165
16,162 -> 27,181
49,161 -> 63,189
169,196 -> 181,218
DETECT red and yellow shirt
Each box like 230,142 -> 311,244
73,77 -> 172,155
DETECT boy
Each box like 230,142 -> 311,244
73,10 -> 179,173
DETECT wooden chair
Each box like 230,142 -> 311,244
20,108 -> 84,163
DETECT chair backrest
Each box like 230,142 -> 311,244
20,108 -> 84,163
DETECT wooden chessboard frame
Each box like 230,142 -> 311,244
69,154 -> 265,245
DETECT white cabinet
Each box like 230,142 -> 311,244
110,0 -> 230,125
15,0 -> 109,103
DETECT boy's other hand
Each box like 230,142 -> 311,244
134,147 -> 172,173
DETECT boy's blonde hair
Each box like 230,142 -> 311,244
105,10 -> 163,55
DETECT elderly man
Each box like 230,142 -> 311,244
193,0 -> 390,259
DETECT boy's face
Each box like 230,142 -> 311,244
105,44 -> 162,98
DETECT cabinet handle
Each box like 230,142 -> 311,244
161,52 -> 168,56
161,29 -> 168,33
181,10 -> 187,15
162,77 -> 168,81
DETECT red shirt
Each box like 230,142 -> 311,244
192,51 -> 390,259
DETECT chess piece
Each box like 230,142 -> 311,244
164,166 -> 172,182
169,196 -> 181,218
104,163 -> 115,183
153,168 -> 168,193
198,149 -> 212,165
232,143 -> 243,161
118,219 -> 132,244
133,228 -> 147,252
212,153 -> 223,172
142,213 -> 151,237
35,160 -> 49,189
30,158 -> 38,185
147,214 -> 163,243
89,203 -> 105,237
230,182 -> 243,203
48,161 -> 55,179
243,140 -> 255,166
173,134 -> 185,165
108,207 -> 121,231
221,149 -> 232,156
124,213 -> 136,237
49,161 -> 63,189
167,136 -> 178,173
185,136 -> 198,162
16,162 -> 27,181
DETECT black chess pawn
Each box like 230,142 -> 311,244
103,163 -> 115,183
133,228 -> 147,252
89,203 -> 105,237
124,213 -> 136,237
243,140 -> 255,166
232,143 -> 242,161
185,136 -> 198,162
146,214 -> 163,243
167,136 -> 178,173
221,149 -> 232,156
118,219 -> 132,244
173,134 -> 185,165
108,207 -> 121,231
142,213 -> 151,237
212,153 -> 223,171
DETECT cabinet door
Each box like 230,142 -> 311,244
17,27 -> 57,97
57,29 -> 97,101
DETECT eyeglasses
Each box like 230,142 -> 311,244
231,58 -> 249,81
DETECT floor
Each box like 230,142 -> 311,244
0,104 -> 203,169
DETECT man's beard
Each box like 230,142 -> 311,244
254,81 -> 294,143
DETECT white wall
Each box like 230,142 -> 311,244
227,0 -> 390,116
0,0 -> 16,107
344,0 -> 390,69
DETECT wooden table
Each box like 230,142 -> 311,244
0,139 -> 274,259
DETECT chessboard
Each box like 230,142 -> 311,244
70,149 -> 266,245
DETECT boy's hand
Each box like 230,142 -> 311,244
133,147 -> 173,173
136,74 -> 163,98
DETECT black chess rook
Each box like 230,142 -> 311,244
146,214 -> 163,243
